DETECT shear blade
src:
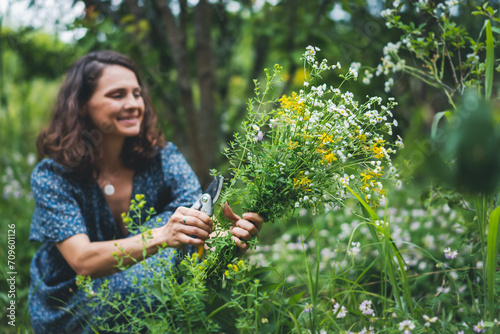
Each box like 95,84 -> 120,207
204,175 -> 223,205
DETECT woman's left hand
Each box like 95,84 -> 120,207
222,202 -> 264,253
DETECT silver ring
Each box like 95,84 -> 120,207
183,215 -> 187,224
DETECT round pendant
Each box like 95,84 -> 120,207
104,184 -> 115,196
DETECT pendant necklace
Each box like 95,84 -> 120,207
104,183 -> 115,196
102,171 -> 118,196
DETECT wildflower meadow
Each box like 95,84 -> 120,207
0,0 -> 499,333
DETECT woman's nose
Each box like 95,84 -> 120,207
124,93 -> 141,109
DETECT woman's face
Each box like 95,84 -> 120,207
85,65 -> 145,138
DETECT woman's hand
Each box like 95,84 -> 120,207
161,207 -> 213,249
222,202 -> 264,253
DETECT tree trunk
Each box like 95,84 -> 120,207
195,0 -> 216,185
154,0 -> 211,186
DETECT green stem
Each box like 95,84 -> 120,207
473,194 -> 489,317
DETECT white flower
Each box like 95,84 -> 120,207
363,70 -> 373,85
359,326 -> 374,334
381,9 -> 394,18
359,300 -> 375,316
398,319 -> 415,334
436,286 -> 450,294
348,242 -> 361,256
304,81 -> 310,87
444,247 -> 458,260
384,78 -> 394,93
304,303 -> 313,313
473,320 -> 486,333
333,303 -> 348,318
423,315 -> 438,327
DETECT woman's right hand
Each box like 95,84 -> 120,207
161,207 -> 213,248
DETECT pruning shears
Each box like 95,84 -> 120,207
178,175 -> 224,260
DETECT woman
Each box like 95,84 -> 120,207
29,50 -> 263,333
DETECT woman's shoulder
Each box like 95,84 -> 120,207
160,141 -> 180,155
31,158 -> 78,188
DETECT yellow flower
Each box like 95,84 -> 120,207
293,171 -> 312,190
279,92 -> 305,115
323,152 -> 337,164
319,133 -> 334,144
372,145 -> 385,159
361,170 -> 373,183
288,141 -> 299,150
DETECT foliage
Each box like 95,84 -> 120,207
216,50 -> 401,221
374,0 -> 500,326
0,27 -> 70,334
200,47 -> 402,286
2,1 -> 500,333
370,0 -> 499,108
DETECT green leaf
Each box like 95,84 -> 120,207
486,206 -> 500,320
485,20 -> 494,102
491,26 -> 500,35
431,111 -> 451,140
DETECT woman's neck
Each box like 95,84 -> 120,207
98,135 -> 126,173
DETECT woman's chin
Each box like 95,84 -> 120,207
115,123 -> 142,137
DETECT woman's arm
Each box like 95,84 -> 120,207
55,230 -> 164,278
56,207 -> 213,278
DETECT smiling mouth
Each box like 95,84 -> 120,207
117,115 -> 139,121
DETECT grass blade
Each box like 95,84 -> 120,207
485,19 -> 494,102
486,206 -> 500,320
345,185 -> 414,314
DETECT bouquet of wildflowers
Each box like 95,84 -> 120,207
203,46 -> 403,283
215,46 -> 402,223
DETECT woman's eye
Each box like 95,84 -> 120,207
111,93 -> 124,99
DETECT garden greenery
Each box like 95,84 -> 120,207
62,1 -> 500,333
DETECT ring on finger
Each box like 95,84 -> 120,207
183,215 -> 187,224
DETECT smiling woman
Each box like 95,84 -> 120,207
29,51 -> 264,333
85,65 -> 145,138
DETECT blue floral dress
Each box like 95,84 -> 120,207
29,143 -> 202,334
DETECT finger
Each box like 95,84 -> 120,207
231,226 -> 253,242
179,222 -> 212,240
222,202 -> 241,222
242,212 -> 264,231
235,219 -> 259,238
232,236 -> 249,252
174,208 -> 213,230
182,215 -> 213,234
179,233 -> 205,246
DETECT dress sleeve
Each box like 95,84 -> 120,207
29,160 -> 88,243
144,143 -> 202,230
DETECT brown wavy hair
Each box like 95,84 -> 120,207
37,50 -> 165,179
